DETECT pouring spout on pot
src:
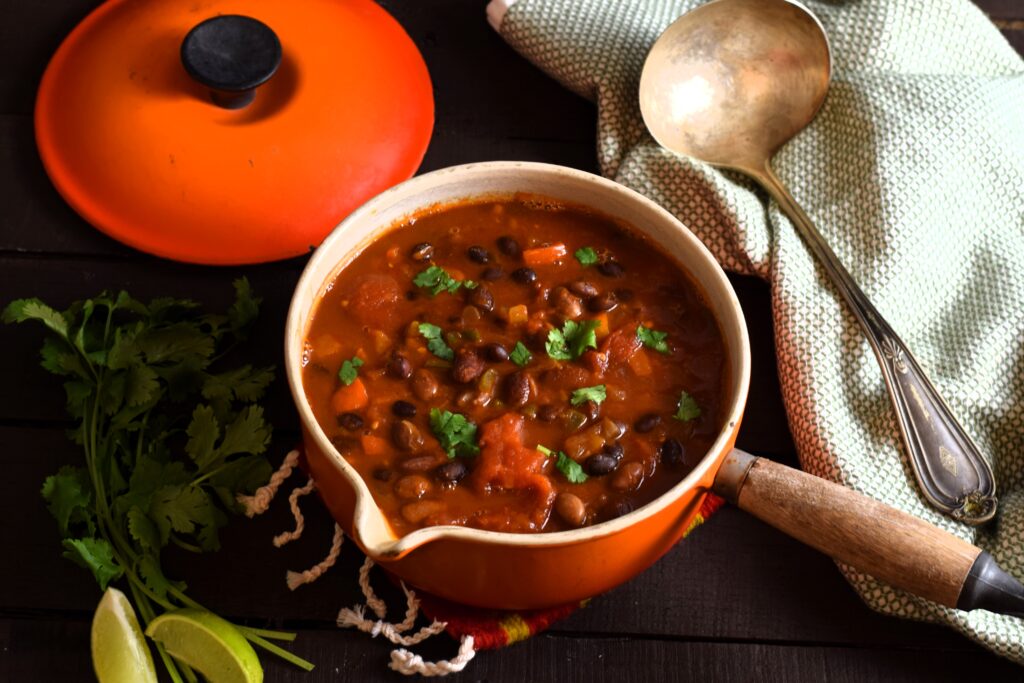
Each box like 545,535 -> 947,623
713,448 -> 1024,617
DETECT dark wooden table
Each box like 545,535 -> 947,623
2,1 -> 1022,681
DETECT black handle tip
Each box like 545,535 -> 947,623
958,551 -> 1024,617
181,15 -> 282,109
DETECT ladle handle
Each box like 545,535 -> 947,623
754,165 -> 997,525
713,449 -> 1024,614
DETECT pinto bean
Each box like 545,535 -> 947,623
587,292 -> 617,312
392,420 -> 424,451
555,493 -> 586,527
506,371 -> 533,407
394,474 -> 431,500
401,499 -> 443,524
611,461 -> 644,491
551,286 -> 583,319
467,285 -> 495,312
537,404 -> 560,422
401,455 -> 439,472
568,280 -> 599,298
412,369 -> 439,401
452,348 -> 485,383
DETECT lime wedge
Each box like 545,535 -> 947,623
91,587 -> 158,683
145,608 -> 262,683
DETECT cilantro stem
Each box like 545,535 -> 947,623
238,626 -> 298,642
170,536 -> 204,554
244,632 -> 316,671
189,460 -> 232,487
128,580 -> 186,683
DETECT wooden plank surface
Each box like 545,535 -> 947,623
0,0 -> 1021,681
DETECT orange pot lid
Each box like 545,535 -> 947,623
35,0 -> 434,264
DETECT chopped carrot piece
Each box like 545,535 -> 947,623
331,377 -> 368,413
593,313 -> 610,339
628,348 -> 653,376
360,434 -> 389,456
509,304 -> 529,325
522,243 -> 567,266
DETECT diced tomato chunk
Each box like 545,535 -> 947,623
602,327 -> 642,365
471,414 -> 555,530
349,274 -> 400,324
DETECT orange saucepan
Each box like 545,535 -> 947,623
285,162 -> 1024,616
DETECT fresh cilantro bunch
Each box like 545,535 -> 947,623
2,280 -> 313,679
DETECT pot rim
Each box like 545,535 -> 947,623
285,161 -> 751,557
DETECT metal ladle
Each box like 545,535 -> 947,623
639,0 -> 997,524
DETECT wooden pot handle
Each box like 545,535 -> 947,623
711,449 -> 1000,608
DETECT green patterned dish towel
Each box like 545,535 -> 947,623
488,0 -> 1024,664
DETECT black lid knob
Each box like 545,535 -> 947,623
181,15 -> 282,110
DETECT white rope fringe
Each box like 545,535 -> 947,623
389,635 -> 477,677
246,451 -> 479,676
237,448 -> 301,517
273,478 -> 316,547
337,557 -> 448,647
285,523 -> 344,590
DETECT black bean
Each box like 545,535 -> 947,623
481,267 -> 504,281
580,399 -> 600,422
330,435 -> 357,452
587,292 -> 618,313
568,280 -> 600,298
604,442 -> 624,460
467,245 -> 490,263
586,453 -> 620,476
386,352 -> 413,379
609,499 -> 635,518
597,260 -> 625,277
392,420 -> 425,451
614,288 -> 635,302
452,348 -> 485,383
373,467 -> 393,482
512,267 -> 537,284
392,400 -> 417,418
484,343 -> 509,362
435,459 -> 468,484
410,242 -> 434,261
467,285 -> 494,312
660,438 -> 685,466
537,404 -> 560,422
634,413 -> 661,433
337,413 -> 364,431
497,235 -> 521,258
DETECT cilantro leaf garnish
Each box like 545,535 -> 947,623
510,341 -> 533,367
430,408 -> 480,458
546,319 -> 601,360
418,322 -> 454,360
413,265 -> 478,296
674,391 -> 701,422
537,445 -> 589,484
636,325 -> 670,354
574,247 -> 599,266
570,384 -> 606,406
2,280 -> 313,677
338,356 -> 364,385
